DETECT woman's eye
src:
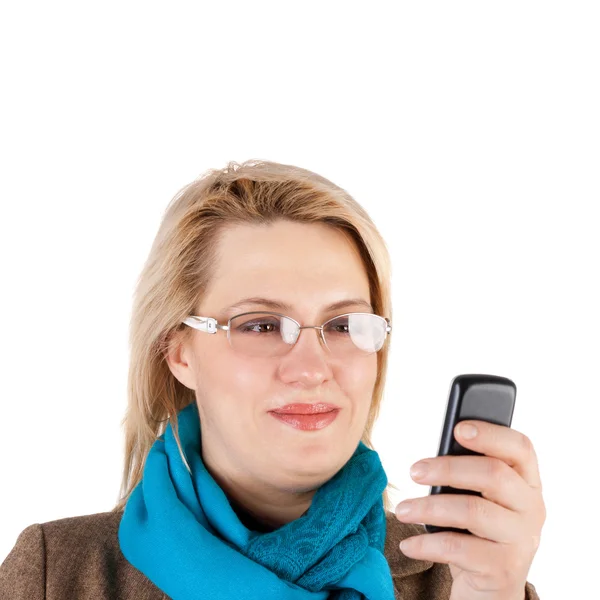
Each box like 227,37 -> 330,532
240,320 -> 279,333
326,320 -> 349,333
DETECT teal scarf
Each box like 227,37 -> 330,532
118,402 -> 395,599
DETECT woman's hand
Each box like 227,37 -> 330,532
394,420 -> 546,600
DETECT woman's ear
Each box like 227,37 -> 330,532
164,332 -> 197,391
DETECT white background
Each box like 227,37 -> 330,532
1,2 -> 598,598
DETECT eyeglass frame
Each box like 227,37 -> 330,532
181,311 -> 392,356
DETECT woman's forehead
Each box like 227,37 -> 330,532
210,225 -> 369,286
214,221 -> 363,268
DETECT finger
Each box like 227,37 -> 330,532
400,531 -> 520,584
395,492 -> 521,543
410,454 -> 534,512
454,420 -> 543,490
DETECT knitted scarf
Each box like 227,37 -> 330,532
118,402 -> 395,599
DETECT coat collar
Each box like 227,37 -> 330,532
384,512 -> 435,579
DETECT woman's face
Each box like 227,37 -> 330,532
168,219 -> 378,499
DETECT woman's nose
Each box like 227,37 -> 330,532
278,326 -> 332,379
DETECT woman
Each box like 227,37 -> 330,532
0,160 -> 543,599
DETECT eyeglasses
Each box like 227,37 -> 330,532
181,311 -> 392,358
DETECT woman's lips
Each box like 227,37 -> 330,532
269,409 -> 340,431
270,403 -> 340,414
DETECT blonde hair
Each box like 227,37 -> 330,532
112,159 -> 399,515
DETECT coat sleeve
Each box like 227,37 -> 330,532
525,580 -> 540,599
0,523 -> 46,600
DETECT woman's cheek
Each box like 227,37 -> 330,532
338,355 -> 378,394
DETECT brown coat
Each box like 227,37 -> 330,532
0,510 -> 540,599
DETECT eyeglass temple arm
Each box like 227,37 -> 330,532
182,316 -> 230,334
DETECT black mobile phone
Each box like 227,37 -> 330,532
424,374 -> 517,535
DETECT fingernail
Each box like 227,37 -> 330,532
459,423 -> 478,439
396,501 -> 413,516
410,461 -> 429,479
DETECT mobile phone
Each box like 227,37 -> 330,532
424,374 -> 517,535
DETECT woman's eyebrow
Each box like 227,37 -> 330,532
225,296 -> 373,314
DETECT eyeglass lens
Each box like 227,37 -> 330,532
228,312 -> 387,358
